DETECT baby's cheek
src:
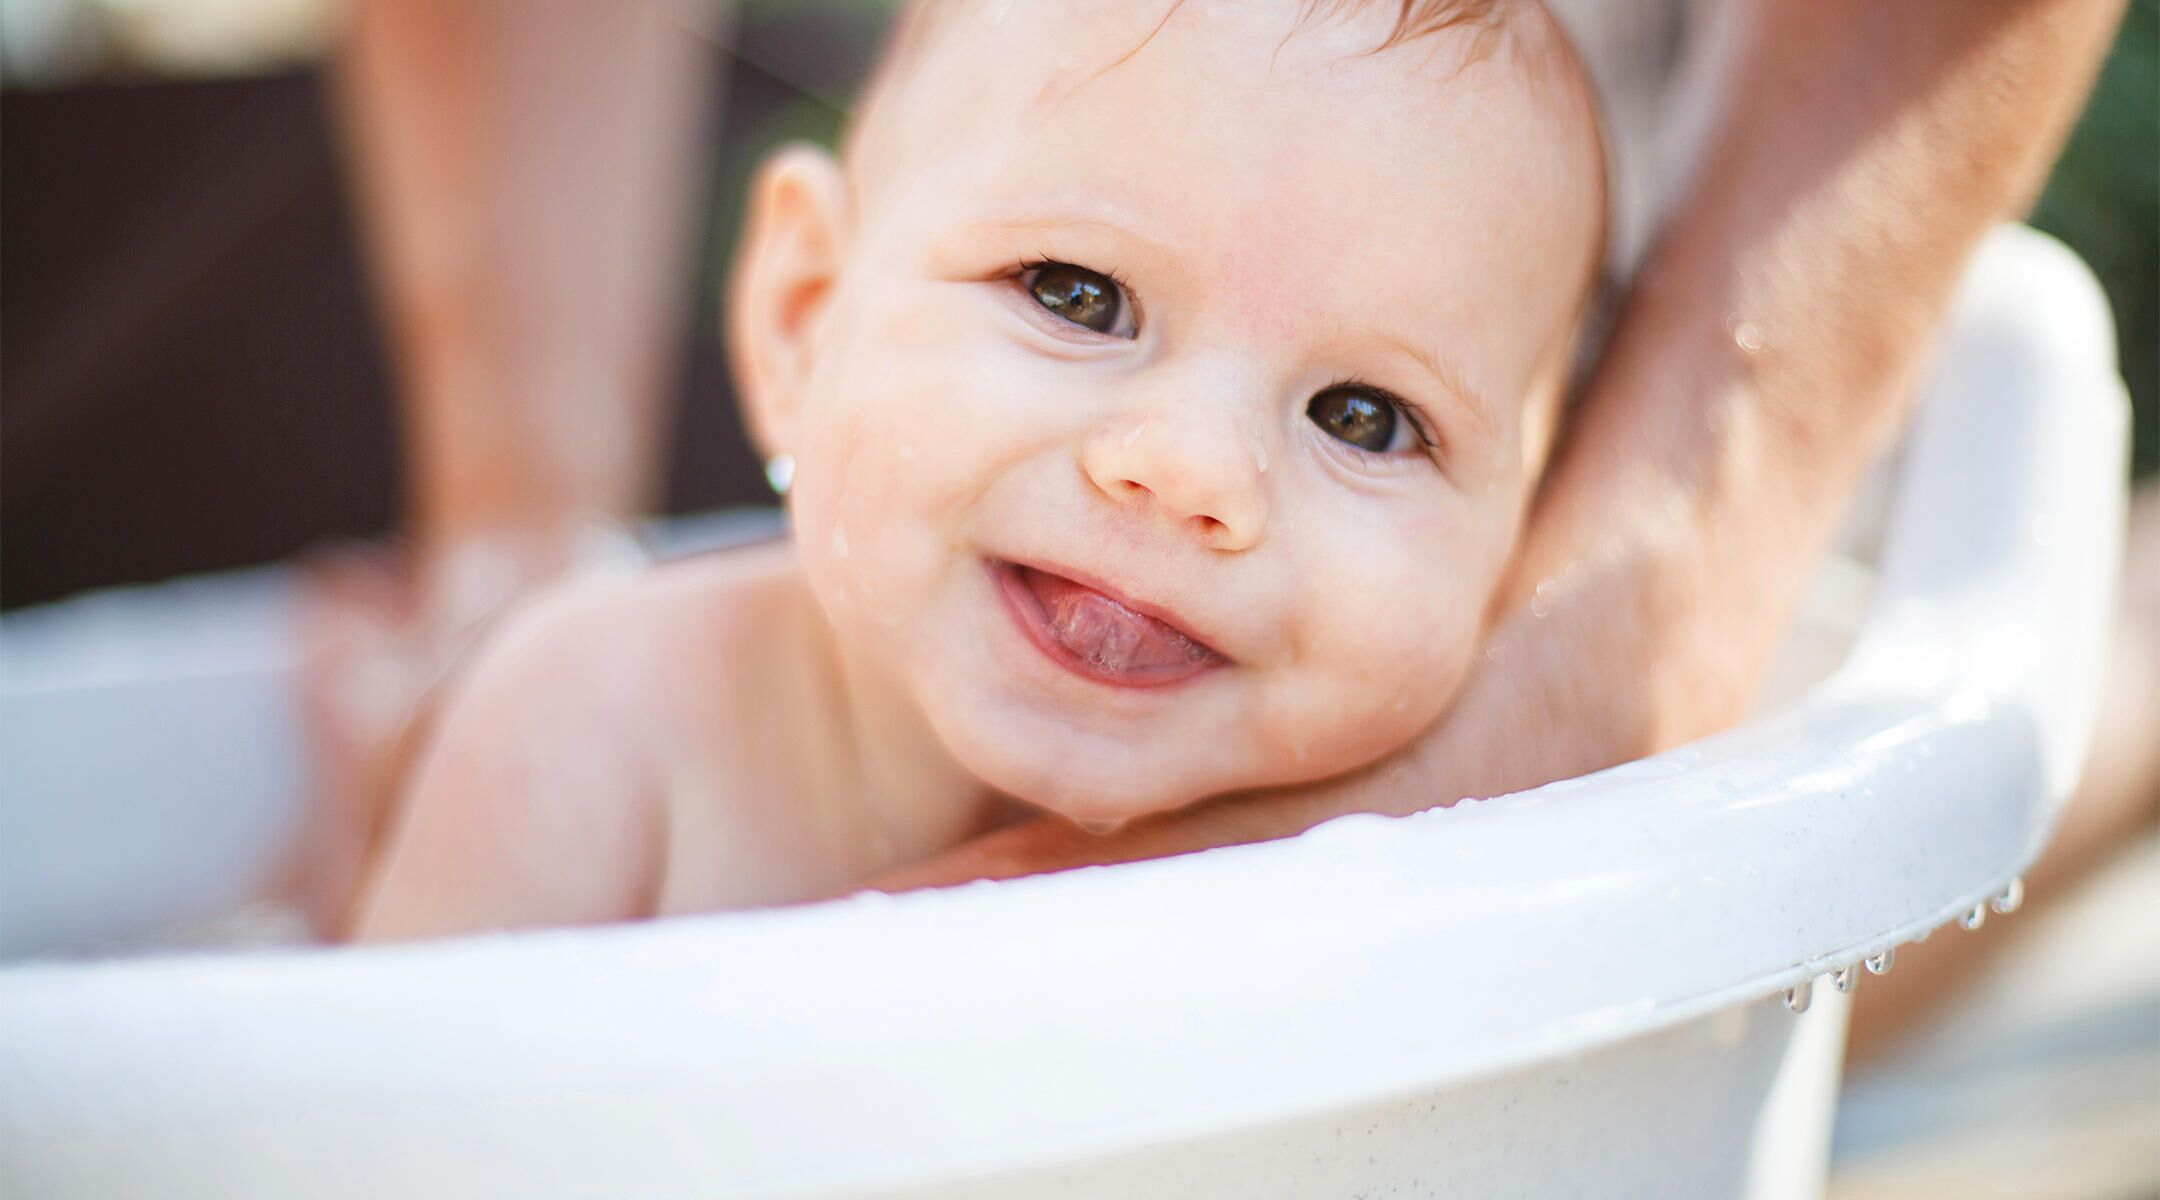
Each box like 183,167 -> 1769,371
1263,539 -> 1490,774
1334,598 -> 1475,742
802,332 -> 1011,641
836,304 -> 1019,487
791,378 -> 923,620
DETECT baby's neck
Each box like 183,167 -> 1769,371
808,600 -> 1013,877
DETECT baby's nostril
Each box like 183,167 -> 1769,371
1192,515 -> 1226,537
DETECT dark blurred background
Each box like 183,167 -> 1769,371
2,0 -> 2153,611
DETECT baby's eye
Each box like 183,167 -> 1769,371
1307,385 -> 1415,454
1021,262 -> 1133,337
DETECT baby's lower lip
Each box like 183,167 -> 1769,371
990,561 -> 1225,689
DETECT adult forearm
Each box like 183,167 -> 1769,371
334,0 -> 717,577
1511,0 -> 2128,763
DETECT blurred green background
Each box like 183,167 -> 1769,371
2033,0 -> 2157,476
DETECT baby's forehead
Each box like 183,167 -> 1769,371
847,0 -> 1604,376
850,0 -> 1600,235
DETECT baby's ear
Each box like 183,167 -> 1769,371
726,143 -> 851,460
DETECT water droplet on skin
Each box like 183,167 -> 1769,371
1991,877 -> 2024,914
1123,423 -> 1146,448
1732,321 -> 1764,354
1530,581 -> 1555,618
1961,903 -> 1987,931
1832,964 -> 1859,993
1253,437 -> 1270,474
831,525 -> 849,559
1865,948 -> 1895,975
1784,979 -> 1814,1013
1076,816 -> 1126,835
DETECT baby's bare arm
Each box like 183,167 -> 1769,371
347,579 -> 671,941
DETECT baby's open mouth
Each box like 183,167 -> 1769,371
991,560 -> 1226,688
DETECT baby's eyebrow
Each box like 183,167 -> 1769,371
956,208 -> 1179,259
1375,331 -> 1500,445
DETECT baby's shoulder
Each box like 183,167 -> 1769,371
477,542 -> 865,910
394,540 -> 828,824
481,540 -> 853,812
482,538 -> 815,703
643,538 -> 826,675
351,540 -> 838,937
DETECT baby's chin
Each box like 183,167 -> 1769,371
931,704 -> 1418,831
936,724 -> 1217,826
1000,762 -> 1216,830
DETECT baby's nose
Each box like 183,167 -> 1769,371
1080,408 -> 1270,552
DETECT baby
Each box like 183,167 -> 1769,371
352,0 -> 1605,938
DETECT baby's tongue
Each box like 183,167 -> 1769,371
1020,567 -> 1214,675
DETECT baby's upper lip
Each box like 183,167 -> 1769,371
995,555 -> 1232,663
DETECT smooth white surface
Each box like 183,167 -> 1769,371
0,227 -> 2130,1198
0,568 -> 308,958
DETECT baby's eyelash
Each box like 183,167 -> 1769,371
1016,253 -> 1134,294
1337,375 -> 1444,458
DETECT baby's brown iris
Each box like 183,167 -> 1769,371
1028,263 -> 1124,334
1308,387 -> 1400,453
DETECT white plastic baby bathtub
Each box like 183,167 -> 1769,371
0,227 -> 2130,1198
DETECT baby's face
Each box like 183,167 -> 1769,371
755,0 -> 1601,821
